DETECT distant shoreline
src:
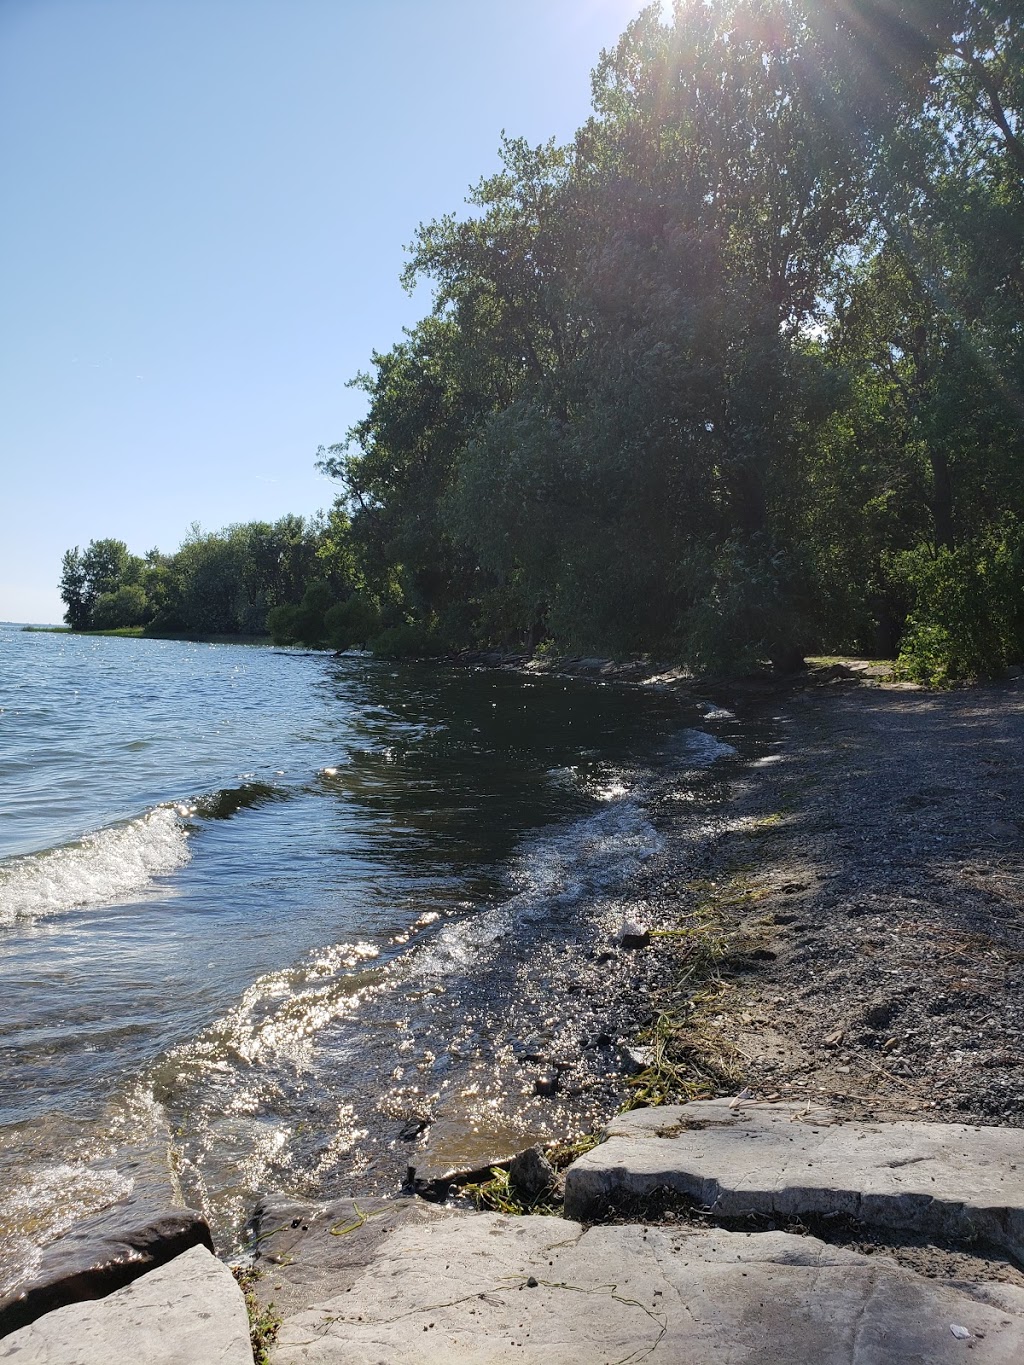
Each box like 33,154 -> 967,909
20,625 -> 272,645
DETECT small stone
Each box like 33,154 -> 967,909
620,1045 -> 654,1075
508,1147 -> 557,1204
534,1073 -> 559,1096
616,921 -> 651,950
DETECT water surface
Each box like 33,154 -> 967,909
0,626 -> 742,1288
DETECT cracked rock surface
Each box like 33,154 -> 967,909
0,1245 -> 251,1364
256,1200 -> 1024,1363
563,1100 -> 1024,1256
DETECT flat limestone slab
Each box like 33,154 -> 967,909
563,1100 -> 1024,1254
262,1204 -> 1024,1363
0,1245 -> 253,1365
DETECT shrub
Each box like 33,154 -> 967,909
90,584 -> 150,629
324,594 -> 382,650
266,603 -> 300,646
369,622 -> 446,658
894,523 -> 1024,685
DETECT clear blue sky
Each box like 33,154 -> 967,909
0,0 -> 655,624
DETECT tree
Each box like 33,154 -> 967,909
59,549 -> 90,630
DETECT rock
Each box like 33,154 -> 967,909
507,1147 -> 556,1204
562,1100 -> 1024,1258
258,1202 -> 1024,1363
0,1205 -> 212,1339
249,1196 -> 438,1319
0,1245 -> 252,1364
615,920 -> 651,949
533,1072 -> 559,1096
863,999 -> 900,1029
619,1044 -> 654,1074
409,1113 -> 549,1189
0,1133 -> 214,1339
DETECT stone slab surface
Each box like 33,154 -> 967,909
563,1100 -> 1024,1255
0,1210 -> 213,1339
260,1204 -> 1024,1363
0,1245 -> 252,1364
251,1196 -> 433,1319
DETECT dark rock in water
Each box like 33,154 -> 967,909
615,920 -> 651,950
0,1209 -> 212,1339
398,1117 -> 429,1141
507,1147 -> 556,1204
534,1073 -> 560,1097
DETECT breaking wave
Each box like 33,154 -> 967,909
666,727 -> 738,766
0,806 -> 191,926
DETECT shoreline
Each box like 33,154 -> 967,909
20,625 -> 272,644
667,672 -> 1024,1131
402,662 -> 1024,1199
4,667 -> 1024,1354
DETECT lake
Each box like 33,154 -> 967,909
0,625 -> 743,1290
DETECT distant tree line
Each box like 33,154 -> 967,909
58,513 -> 367,643
62,2 -> 1024,682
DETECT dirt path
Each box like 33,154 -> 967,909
683,674 -> 1024,1128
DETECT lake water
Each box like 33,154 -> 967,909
0,625 -> 743,1291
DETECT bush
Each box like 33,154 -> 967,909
90,584 -> 151,629
894,524 -> 1024,685
369,622 -> 446,658
324,594 -> 381,650
683,538 -> 808,674
266,603 -> 300,646
266,582 -> 335,647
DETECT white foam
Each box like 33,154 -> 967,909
0,806 -> 191,925
670,728 -> 737,766
413,793 -> 662,976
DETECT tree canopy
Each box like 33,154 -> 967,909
61,2 -> 1024,680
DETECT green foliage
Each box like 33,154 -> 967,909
59,549 -> 90,630
232,1267 -> 280,1365
327,0 -> 1008,670
894,525 -> 1024,683
267,581 -> 332,647
324,594 -> 381,650
683,539 -> 809,675
460,1164 -> 560,1216
91,584 -> 151,630
60,516 -> 360,638
369,621 -> 447,658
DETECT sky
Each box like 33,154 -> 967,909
0,0 -> 657,624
